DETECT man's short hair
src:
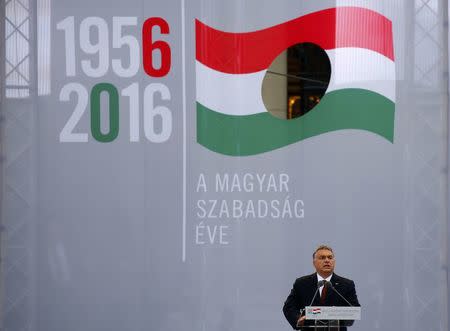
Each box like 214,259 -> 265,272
312,245 -> 334,259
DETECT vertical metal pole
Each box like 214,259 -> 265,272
29,0 -> 38,330
0,0 -> 5,329
445,0 -> 450,329
403,1 -> 415,330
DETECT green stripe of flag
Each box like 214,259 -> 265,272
197,88 -> 394,156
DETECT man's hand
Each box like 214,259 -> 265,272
296,315 -> 306,327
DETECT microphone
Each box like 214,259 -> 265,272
308,280 -> 326,306
326,281 -> 354,306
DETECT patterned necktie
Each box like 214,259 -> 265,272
320,281 -> 328,304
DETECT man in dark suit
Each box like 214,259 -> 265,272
283,245 -> 360,331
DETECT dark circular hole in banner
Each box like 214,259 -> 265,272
262,42 -> 331,120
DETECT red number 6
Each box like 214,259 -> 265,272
142,17 -> 171,77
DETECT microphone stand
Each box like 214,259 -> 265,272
297,280 -> 326,330
327,281 -> 353,306
326,281 -> 355,328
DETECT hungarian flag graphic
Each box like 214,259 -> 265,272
196,7 -> 395,156
312,308 -> 322,314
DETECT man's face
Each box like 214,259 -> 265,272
313,249 -> 335,277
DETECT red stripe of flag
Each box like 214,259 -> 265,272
196,7 -> 394,74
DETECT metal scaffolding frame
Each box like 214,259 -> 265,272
406,1 -> 449,331
1,0 -> 37,331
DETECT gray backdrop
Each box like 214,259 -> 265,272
0,1 -> 448,331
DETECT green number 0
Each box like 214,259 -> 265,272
91,83 -> 119,142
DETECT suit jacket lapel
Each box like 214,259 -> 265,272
309,273 -> 321,306
330,273 -> 340,287
326,274 -> 340,305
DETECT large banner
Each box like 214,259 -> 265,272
1,1 -> 448,331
